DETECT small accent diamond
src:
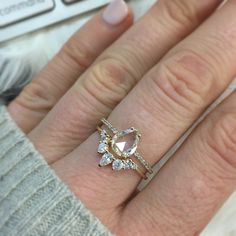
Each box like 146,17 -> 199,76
112,159 -> 124,171
123,159 -> 137,170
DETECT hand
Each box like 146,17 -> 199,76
8,0 -> 236,235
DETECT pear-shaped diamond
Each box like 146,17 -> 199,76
100,130 -> 109,143
99,152 -> 114,166
100,130 -> 107,137
111,128 -> 140,158
98,143 -> 108,154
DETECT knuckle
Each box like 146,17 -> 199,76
82,58 -> 136,109
206,112 -> 236,170
163,0 -> 200,27
100,44 -> 146,79
16,81 -> 56,113
62,37 -> 95,70
152,50 -> 214,112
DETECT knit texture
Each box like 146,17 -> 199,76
0,106 -> 111,236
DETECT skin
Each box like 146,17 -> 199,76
8,0 -> 236,235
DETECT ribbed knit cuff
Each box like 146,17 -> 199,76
0,106 -> 111,236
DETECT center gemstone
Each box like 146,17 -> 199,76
111,128 -> 141,158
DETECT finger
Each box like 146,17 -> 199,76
8,0 -> 133,133
29,0 -> 223,164
126,91 -> 236,236
53,0 -> 236,220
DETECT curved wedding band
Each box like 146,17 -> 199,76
97,118 -> 153,179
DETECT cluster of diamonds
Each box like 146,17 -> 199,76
98,130 -> 138,171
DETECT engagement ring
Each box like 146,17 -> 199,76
97,118 -> 153,179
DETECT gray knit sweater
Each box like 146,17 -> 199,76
0,106 -> 111,236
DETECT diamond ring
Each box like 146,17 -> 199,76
97,118 -> 153,179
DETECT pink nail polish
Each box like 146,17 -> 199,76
103,0 -> 129,25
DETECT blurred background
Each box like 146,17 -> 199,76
0,0 -> 235,235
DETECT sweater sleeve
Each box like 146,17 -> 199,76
0,106 -> 112,236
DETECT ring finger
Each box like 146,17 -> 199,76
29,0 -> 222,163
53,0 -> 236,225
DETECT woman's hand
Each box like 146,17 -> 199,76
8,0 -> 236,235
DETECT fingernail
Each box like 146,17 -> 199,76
103,0 -> 129,25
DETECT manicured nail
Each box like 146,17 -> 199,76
103,0 -> 129,25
